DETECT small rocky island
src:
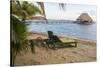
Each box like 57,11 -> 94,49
76,13 -> 93,24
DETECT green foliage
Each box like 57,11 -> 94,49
11,1 -> 42,65
11,16 -> 26,40
11,1 -> 42,20
11,15 -> 29,65
11,15 -> 29,54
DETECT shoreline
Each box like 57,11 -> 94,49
27,31 -> 96,42
27,31 -> 96,48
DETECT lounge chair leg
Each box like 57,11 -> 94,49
75,42 -> 77,47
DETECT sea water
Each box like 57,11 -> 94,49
27,20 -> 96,40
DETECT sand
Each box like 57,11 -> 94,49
14,32 -> 96,66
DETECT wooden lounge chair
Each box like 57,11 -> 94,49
45,31 -> 77,49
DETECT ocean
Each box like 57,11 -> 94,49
27,20 -> 96,40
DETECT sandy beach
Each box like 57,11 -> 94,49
14,32 -> 96,66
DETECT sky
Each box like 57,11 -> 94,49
33,2 -> 97,21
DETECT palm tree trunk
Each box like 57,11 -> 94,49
11,49 -> 17,66
37,2 -> 48,23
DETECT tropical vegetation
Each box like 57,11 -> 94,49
11,0 -> 66,66
11,0 -> 42,65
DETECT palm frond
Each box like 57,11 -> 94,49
59,3 -> 66,11
11,1 -> 42,20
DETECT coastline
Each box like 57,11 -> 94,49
27,31 -> 96,47
27,31 -> 96,42
14,32 -> 96,66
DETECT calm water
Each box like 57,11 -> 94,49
27,20 -> 96,40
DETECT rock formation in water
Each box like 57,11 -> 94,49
76,13 -> 93,24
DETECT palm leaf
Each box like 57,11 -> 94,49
59,3 -> 66,11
